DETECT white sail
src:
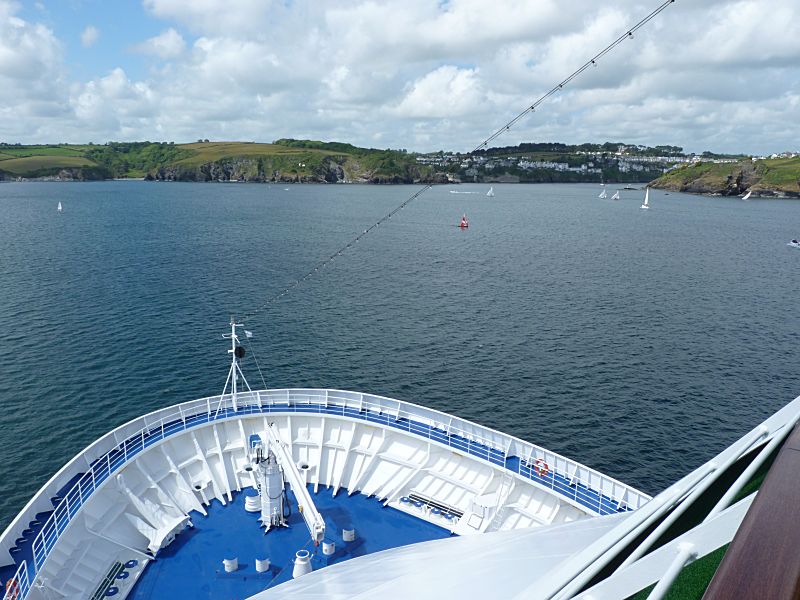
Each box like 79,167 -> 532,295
57,201 -> 62,212
742,190 -> 752,200
599,189 -> 607,199
611,191 -> 620,200
486,187 -> 495,197
640,188 -> 650,209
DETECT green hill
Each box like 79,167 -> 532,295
650,157 -> 800,198
0,141 -> 440,184
4,141 -> 797,194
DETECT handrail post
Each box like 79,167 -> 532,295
647,545 -> 696,600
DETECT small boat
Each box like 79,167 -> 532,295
459,214 -> 469,229
57,201 -> 62,213
623,184 -> 637,190
788,239 -> 800,248
611,190 -> 620,201
640,188 -> 650,210
599,189 -> 607,199
486,187 -> 495,197
742,190 -> 752,200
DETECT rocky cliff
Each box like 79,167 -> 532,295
144,155 -> 447,184
650,158 -> 800,198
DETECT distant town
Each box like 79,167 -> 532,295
414,143 -> 800,184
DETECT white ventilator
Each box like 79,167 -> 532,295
260,449 -> 287,529
250,438 -> 288,531
249,430 -> 325,542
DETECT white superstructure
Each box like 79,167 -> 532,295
0,383 -> 650,600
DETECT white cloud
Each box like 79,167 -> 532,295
133,28 -> 185,59
142,0 -> 276,36
0,0 -> 799,154
394,66 -> 484,118
0,0 -> 68,136
80,25 -> 98,48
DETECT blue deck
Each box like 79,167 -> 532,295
128,486 -> 451,599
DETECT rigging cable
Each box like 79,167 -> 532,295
472,0 -> 676,153
239,0 -> 677,325
240,184 -> 431,321
246,342 -> 269,390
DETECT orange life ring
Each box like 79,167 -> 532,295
533,458 -> 549,477
5,578 -> 20,600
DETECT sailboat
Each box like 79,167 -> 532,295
611,190 -> 620,201
640,188 -> 650,209
741,190 -> 752,200
599,189 -> 607,199
486,186 -> 495,197
57,201 -> 62,213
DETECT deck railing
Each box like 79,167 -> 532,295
4,388 -> 650,600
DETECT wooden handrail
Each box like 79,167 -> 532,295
704,424 -> 800,599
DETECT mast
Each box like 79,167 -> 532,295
221,317 -> 252,412
230,317 -> 238,408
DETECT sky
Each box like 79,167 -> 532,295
1,0 -> 799,154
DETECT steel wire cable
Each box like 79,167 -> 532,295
472,0 -> 675,153
238,0 -> 677,326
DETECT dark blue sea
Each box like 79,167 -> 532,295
1,181 -> 798,530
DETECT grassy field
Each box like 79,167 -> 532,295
0,155 -> 97,175
0,145 -> 90,160
756,157 -> 800,190
655,162 -> 737,186
175,141 -> 340,162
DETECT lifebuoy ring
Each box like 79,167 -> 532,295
5,578 -> 20,600
533,458 -> 549,477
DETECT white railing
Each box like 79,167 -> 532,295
2,560 -> 30,600
572,495 -> 755,599
6,388 -> 650,599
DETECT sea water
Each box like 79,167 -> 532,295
0,181 -> 798,529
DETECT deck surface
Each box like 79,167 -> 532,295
128,485 -> 451,599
